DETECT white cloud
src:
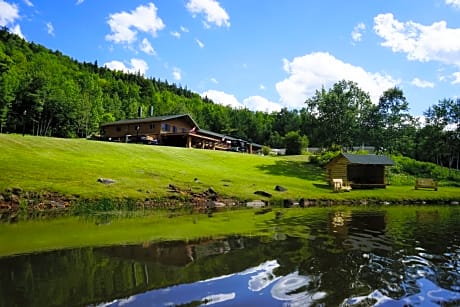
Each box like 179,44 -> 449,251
276,52 -> 399,108
411,78 -> 434,88
11,24 -> 24,38
243,96 -> 282,113
196,38 -> 205,48
103,58 -> 148,75
139,38 -> 155,55
210,77 -> 218,84
76,0 -> 84,4
374,13 -> 460,67
201,90 -> 244,109
0,0 -> 19,26
171,26 -> 189,38
453,72 -> 460,84
446,0 -> 460,9
172,67 -> 182,81
351,22 -> 366,42
46,22 -> 54,36
259,84 -> 266,90
106,3 -> 165,44
186,0 -> 230,28
23,0 -> 33,7
201,90 -> 281,112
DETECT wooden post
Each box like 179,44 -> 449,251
187,135 -> 192,148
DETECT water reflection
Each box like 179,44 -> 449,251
1,206 -> 460,306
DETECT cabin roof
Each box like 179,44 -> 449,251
100,114 -> 199,128
341,153 -> 394,165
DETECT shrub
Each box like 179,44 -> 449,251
261,145 -> 271,156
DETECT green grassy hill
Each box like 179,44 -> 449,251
1,134 -> 459,204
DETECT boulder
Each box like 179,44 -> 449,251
97,178 -> 116,185
274,185 -> 287,192
246,200 -> 266,208
254,191 -> 272,198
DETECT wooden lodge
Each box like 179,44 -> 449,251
99,114 -> 261,153
326,153 -> 395,189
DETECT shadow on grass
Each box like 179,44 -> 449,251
257,160 -> 326,181
313,183 -> 331,190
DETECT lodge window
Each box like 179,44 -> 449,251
161,123 -> 170,132
150,123 -> 155,129
172,126 -> 177,133
181,128 -> 186,133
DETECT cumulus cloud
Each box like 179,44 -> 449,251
276,52 -> 399,108
411,78 -> 434,88
201,90 -> 281,112
374,13 -> 460,67
202,90 -> 244,109
210,77 -> 218,84
46,22 -> 54,36
103,58 -> 148,75
10,24 -> 24,38
172,67 -> 182,81
243,96 -> 282,113
0,0 -> 19,26
139,38 -> 155,55
351,22 -> 366,42
23,0 -> 33,7
186,0 -> 230,28
76,0 -> 84,4
446,0 -> 460,9
453,72 -> 460,84
0,1 -> 24,38
196,38 -> 205,48
106,3 -> 165,44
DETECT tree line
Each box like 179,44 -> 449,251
0,28 -> 458,169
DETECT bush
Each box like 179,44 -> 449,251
261,145 -> 271,156
391,155 -> 460,183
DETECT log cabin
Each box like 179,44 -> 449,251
326,153 -> 395,189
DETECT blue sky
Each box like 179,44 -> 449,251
1,0 -> 459,116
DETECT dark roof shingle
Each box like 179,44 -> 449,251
342,153 -> 394,165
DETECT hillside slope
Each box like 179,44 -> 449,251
1,134 -> 459,204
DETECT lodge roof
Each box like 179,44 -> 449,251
341,153 -> 395,165
100,114 -> 199,128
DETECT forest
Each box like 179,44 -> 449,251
0,28 -> 459,170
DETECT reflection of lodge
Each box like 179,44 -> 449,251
99,238 -> 239,267
99,114 -> 262,153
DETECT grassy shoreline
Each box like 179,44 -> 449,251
1,133 -> 460,207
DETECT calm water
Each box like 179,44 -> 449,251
1,206 -> 460,306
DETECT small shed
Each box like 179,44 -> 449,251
326,153 -> 394,189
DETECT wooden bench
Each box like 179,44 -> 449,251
415,178 -> 438,191
332,179 -> 352,192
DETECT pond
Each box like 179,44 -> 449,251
1,206 -> 460,306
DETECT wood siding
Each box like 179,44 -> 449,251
101,118 -> 194,141
326,156 -> 348,184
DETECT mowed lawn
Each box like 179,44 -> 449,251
0,134 -> 458,202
